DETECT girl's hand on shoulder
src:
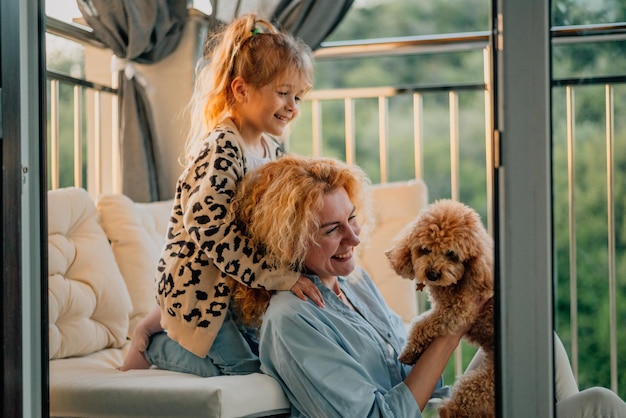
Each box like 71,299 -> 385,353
290,276 -> 325,308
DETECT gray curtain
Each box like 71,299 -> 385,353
270,0 -> 354,50
213,0 -> 354,50
77,0 -> 187,202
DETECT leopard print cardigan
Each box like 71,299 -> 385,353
156,122 -> 299,358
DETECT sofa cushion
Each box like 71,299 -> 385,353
49,343 -> 290,418
357,180 -> 428,323
96,194 -> 174,337
48,187 -> 132,359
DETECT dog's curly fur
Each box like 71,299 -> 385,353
385,199 -> 494,418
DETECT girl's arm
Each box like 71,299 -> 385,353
183,129 -> 323,305
183,131 -> 295,289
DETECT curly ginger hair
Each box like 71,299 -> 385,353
229,155 -> 373,327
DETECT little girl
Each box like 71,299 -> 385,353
120,14 -> 323,376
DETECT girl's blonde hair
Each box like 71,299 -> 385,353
183,14 -> 314,162
230,155 -> 373,326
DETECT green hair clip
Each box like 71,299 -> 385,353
251,27 -> 262,35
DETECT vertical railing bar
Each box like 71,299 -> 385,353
111,74 -> 121,193
94,90 -> 102,197
413,92 -> 428,315
605,83 -> 618,393
345,97 -> 355,165
378,96 -> 389,184
73,85 -> 83,188
412,92 -> 428,314
413,93 -> 424,180
483,46 -> 494,234
566,85 -> 579,381
449,89 -> 462,377
449,91 -> 460,202
311,99 -> 323,157
50,80 -> 60,190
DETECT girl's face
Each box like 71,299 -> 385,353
303,187 -> 361,281
239,72 -> 307,139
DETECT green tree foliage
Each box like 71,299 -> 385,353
290,1 -> 490,214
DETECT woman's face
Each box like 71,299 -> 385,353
303,187 -> 361,280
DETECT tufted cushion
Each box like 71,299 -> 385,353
96,194 -> 174,337
357,180 -> 428,323
48,187 -> 132,359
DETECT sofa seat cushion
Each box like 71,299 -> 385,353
48,187 -> 132,359
49,343 -> 290,418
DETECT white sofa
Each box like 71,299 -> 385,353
48,180 -> 428,418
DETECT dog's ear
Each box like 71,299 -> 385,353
465,254 -> 494,296
385,238 -> 416,280
464,229 -> 495,295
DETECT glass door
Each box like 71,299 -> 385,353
1,0 -> 47,416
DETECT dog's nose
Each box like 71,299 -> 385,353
426,269 -> 440,282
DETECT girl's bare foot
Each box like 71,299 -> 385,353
118,341 -> 150,371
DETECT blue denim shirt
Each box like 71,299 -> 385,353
259,268 -> 448,417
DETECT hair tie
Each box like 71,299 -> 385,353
251,27 -> 262,36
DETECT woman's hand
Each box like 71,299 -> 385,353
454,296 -> 494,339
290,276 -> 325,308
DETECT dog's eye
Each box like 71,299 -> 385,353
418,247 -> 431,256
445,250 -> 459,262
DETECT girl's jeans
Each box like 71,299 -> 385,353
144,310 -> 260,377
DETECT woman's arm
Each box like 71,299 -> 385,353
405,333 -> 462,410
181,130 -> 323,305
405,296 -> 491,410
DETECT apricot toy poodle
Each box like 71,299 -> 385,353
385,199 -> 495,418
